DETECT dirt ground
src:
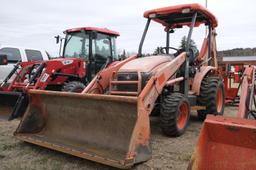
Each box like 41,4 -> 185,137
0,107 -> 237,170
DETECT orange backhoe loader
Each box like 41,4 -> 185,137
189,61 -> 256,169
14,4 -> 224,169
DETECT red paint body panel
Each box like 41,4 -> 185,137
65,27 -> 120,36
221,64 -> 242,103
2,58 -> 85,92
223,74 -> 239,103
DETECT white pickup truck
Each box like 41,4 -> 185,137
0,45 -> 50,83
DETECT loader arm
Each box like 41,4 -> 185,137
126,52 -> 187,158
237,65 -> 255,118
140,52 -> 186,113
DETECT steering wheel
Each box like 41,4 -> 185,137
160,47 -> 179,54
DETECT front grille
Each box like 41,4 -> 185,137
110,72 -> 152,96
117,72 -> 138,81
113,84 -> 138,92
113,72 -> 138,93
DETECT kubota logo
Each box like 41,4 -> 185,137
62,60 -> 73,65
40,73 -> 49,82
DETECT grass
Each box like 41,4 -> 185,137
1,108 -> 237,170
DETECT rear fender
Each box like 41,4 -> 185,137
192,66 -> 216,95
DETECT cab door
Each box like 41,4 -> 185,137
91,33 -> 112,77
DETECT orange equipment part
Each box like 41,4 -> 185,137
144,3 -> 218,28
237,66 -> 255,118
189,115 -> 256,170
190,65 -> 256,170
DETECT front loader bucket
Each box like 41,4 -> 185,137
0,91 -> 28,120
189,115 -> 256,170
14,90 -> 151,169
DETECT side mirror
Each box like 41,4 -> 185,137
169,29 -> 175,33
0,54 -> 8,65
55,35 -> 60,44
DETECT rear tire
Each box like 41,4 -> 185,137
197,77 -> 224,121
62,81 -> 85,93
151,104 -> 160,116
160,93 -> 190,137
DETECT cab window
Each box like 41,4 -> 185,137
92,33 -> 111,61
64,32 -> 89,59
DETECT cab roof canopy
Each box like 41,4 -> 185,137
64,27 -> 120,36
144,3 -> 218,29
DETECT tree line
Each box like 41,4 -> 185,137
218,48 -> 256,57
118,36 -> 256,58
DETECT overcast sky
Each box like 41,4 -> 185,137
0,0 -> 255,56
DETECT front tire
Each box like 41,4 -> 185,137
160,93 -> 190,137
62,81 -> 85,93
197,77 -> 225,121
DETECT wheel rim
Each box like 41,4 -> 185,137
177,102 -> 189,130
216,87 -> 223,113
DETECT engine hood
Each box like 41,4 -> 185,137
118,55 -> 173,73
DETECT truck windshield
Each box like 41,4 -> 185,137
63,32 -> 89,59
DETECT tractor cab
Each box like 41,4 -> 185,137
62,27 -> 119,80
